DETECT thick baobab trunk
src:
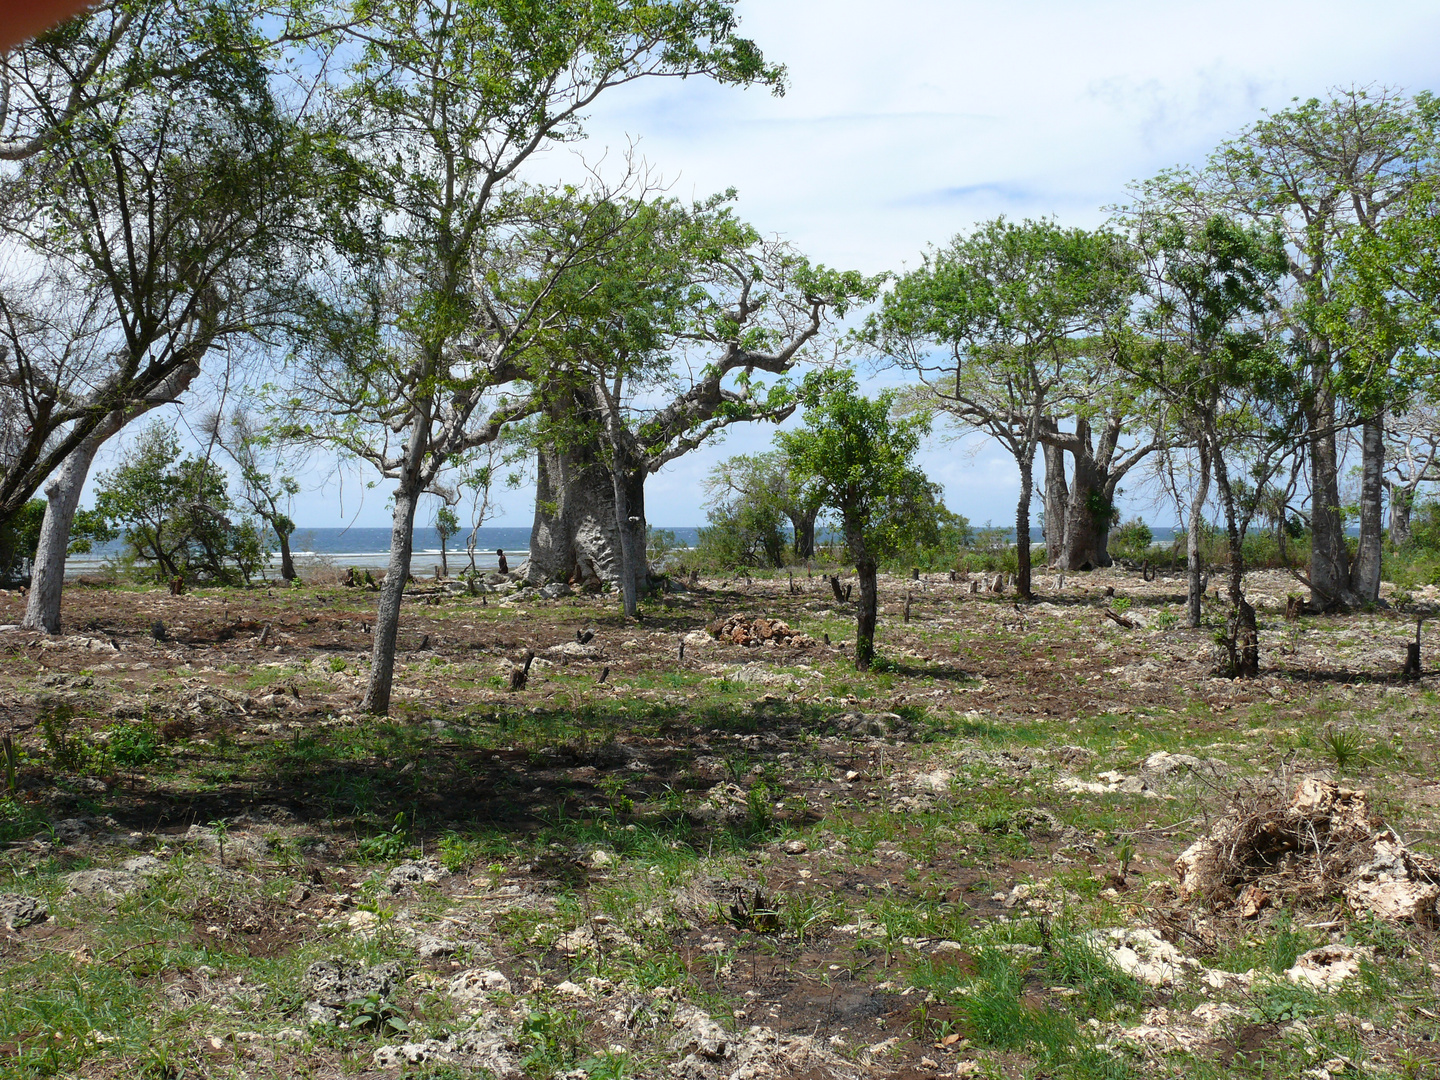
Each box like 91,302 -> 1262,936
1388,481 -> 1414,549
1041,430 -> 1068,567
22,419 -> 117,633
526,443 -> 623,587
1350,413 -> 1384,603
1057,419 -> 1109,571
1307,394 -> 1351,608
609,458 -> 648,619
1015,451 -> 1034,600
1186,441 -> 1212,629
789,508 -> 817,561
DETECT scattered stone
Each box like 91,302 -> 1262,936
0,894 -> 47,930
62,869 -> 141,900
385,858 -> 449,893
782,840 -> 808,855
301,959 -> 404,1025
446,968 -> 511,1004
707,614 -> 816,648
1085,928 -> 1201,987
690,783 -> 751,827
589,849 -> 614,868
373,1014 -> 519,1072
833,710 -> 903,737
1286,945 -> 1372,990
538,582 -> 574,600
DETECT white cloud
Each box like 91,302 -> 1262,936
140,0 -> 1439,531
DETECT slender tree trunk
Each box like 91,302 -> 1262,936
1016,450 -> 1034,600
1211,439 -> 1258,677
277,529 -> 296,581
609,456 -> 648,619
854,555 -> 877,671
1041,420 -> 1068,567
1307,392 -> 1350,607
1350,412 -> 1384,603
364,405 -> 430,716
364,482 -> 420,714
1187,440 -> 1211,629
439,537 -> 449,578
22,417 -> 119,633
1388,481 -> 1414,549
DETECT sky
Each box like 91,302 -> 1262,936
84,0 -> 1440,531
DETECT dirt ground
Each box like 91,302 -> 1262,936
1,565 -> 1439,1080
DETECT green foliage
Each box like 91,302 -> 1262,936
519,1007 -> 588,1078
1109,517 -> 1153,560
107,721 -> 165,769
0,499 -> 45,581
358,812 -> 412,861
91,423 -> 270,585
699,452 -> 823,569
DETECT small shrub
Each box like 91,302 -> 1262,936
107,720 -> 165,768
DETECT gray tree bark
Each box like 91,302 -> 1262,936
1307,393 -> 1351,608
1387,481 -> 1414,549
526,441 -> 623,587
1186,440 -> 1212,629
609,456 -> 648,618
364,416 -> 428,715
22,361 -> 199,633
1350,413 -> 1384,603
1015,449 -> 1035,600
22,419 -> 117,633
1056,418 -> 1109,571
1041,426 -> 1068,566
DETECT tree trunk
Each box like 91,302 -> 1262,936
1057,419 -> 1107,570
277,529 -> 296,581
1041,421 -> 1068,566
1186,440 -> 1211,629
790,509 -> 817,561
23,362 -> 199,631
1211,438 -> 1258,677
1350,412 -> 1384,603
1015,450 -> 1034,600
526,441 -> 623,586
610,459 -> 648,619
1307,393 -> 1351,608
364,452 -> 424,716
1388,481 -> 1414,549
854,557 -> 877,671
439,537 -> 449,578
22,419 -> 115,633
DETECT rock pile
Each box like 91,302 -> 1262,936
1174,777 -> 1440,925
707,615 -> 815,648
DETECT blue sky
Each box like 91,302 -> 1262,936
87,0 -> 1440,530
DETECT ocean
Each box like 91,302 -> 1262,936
63,525 -> 706,578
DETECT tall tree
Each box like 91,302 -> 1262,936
284,0 -> 783,712
867,218 -> 1135,598
204,406 -> 304,581
1209,87 -> 1440,606
1,0 -> 320,630
524,194 -> 869,615
0,0 -> 317,531
1122,193 -> 1289,675
780,371 -> 934,672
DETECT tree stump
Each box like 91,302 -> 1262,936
903,593 -> 913,623
829,575 -> 845,603
508,650 -> 535,691
1285,595 -> 1304,621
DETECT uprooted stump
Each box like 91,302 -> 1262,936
707,614 -> 816,649
1174,778 -> 1440,926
